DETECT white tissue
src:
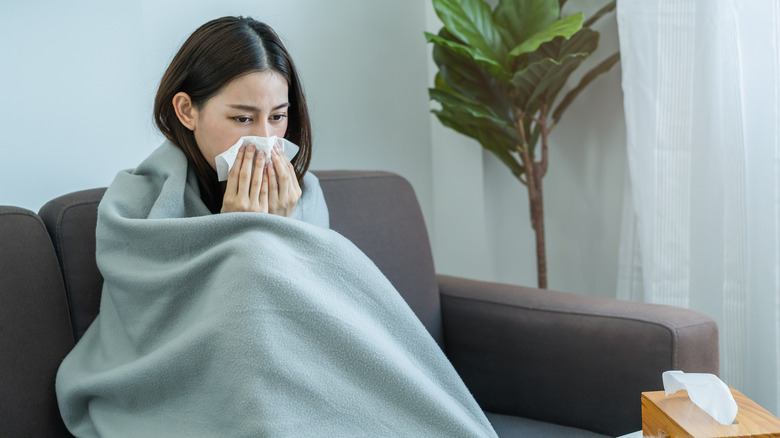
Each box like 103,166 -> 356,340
214,136 -> 300,182
662,370 -> 738,425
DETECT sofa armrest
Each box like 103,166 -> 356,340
437,274 -> 718,437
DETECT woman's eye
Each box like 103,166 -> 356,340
270,114 -> 287,122
233,116 -> 252,123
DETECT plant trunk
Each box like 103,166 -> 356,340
527,163 -> 547,289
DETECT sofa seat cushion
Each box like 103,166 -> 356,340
485,411 -> 611,438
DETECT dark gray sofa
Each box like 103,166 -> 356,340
0,170 -> 718,437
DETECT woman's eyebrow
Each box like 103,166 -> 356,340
228,104 -> 261,112
228,103 -> 290,111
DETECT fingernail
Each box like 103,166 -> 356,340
247,144 -> 256,152
239,145 -> 245,151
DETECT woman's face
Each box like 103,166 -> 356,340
187,71 -> 290,170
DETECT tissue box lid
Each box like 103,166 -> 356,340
642,388 -> 780,438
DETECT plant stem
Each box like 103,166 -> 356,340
515,108 -> 548,289
540,103 -> 550,176
529,162 -> 547,289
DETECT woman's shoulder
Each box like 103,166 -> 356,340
294,171 -> 329,228
302,170 -> 321,189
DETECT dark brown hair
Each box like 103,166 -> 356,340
153,16 -> 311,213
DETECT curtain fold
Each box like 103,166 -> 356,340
617,0 -> 780,413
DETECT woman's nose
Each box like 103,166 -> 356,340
252,122 -> 271,138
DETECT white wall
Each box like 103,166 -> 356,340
2,1 -> 626,298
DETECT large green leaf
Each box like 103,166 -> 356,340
429,88 -> 518,138
514,28 -> 598,111
426,31 -> 510,83
434,47 -> 506,112
432,0 -> 506,60
493,0 -> 559,50
476,129 -> 526,180
530,28 -> 598,63
512,52 -> 588,111
431,107 -> 522,166
433,106 -> 525,178
508,13 -> 583,58
432,28 -> 514,120
434,72 -> 456,94
552,51 -> 620,122
433,73 -> 518,144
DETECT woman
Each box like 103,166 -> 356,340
55,16 -> 496,438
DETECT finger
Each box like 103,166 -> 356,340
288,159 -> 301,197
224,144 -> 245,196
272,144 -> 292,196
267,152 -> 279,212
237,144 -> 256,198
258,157 -> 269,213
283,150 -> 297,182
284,151 -> 301,200
248,151 -> 265,204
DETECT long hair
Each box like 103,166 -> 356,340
153,16 -> 311,213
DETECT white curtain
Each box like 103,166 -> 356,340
617,0 -> 780,414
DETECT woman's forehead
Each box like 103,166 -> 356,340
213,71 -> 289,107
225,71 -> 287,94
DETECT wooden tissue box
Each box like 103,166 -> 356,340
642,388 -> 780,437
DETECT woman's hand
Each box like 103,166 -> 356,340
220,143 -> 301,216
266,142 -> 302,217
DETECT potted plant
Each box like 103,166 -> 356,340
426,0 -> 619,288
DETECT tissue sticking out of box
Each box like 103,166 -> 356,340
662,370 -> 738,425
214,136 -> 300,182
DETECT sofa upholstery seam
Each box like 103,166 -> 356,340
0,208 -> 41,219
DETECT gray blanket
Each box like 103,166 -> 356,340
56,142 -> 497,437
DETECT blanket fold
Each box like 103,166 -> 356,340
56,142 -> 497,438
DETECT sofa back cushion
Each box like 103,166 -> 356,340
0,207 -> 74,437
39,170 -> 442,344
39,188 -> 105,341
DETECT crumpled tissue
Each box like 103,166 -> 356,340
215,136 -> 300,182
662,370 -> 738,425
